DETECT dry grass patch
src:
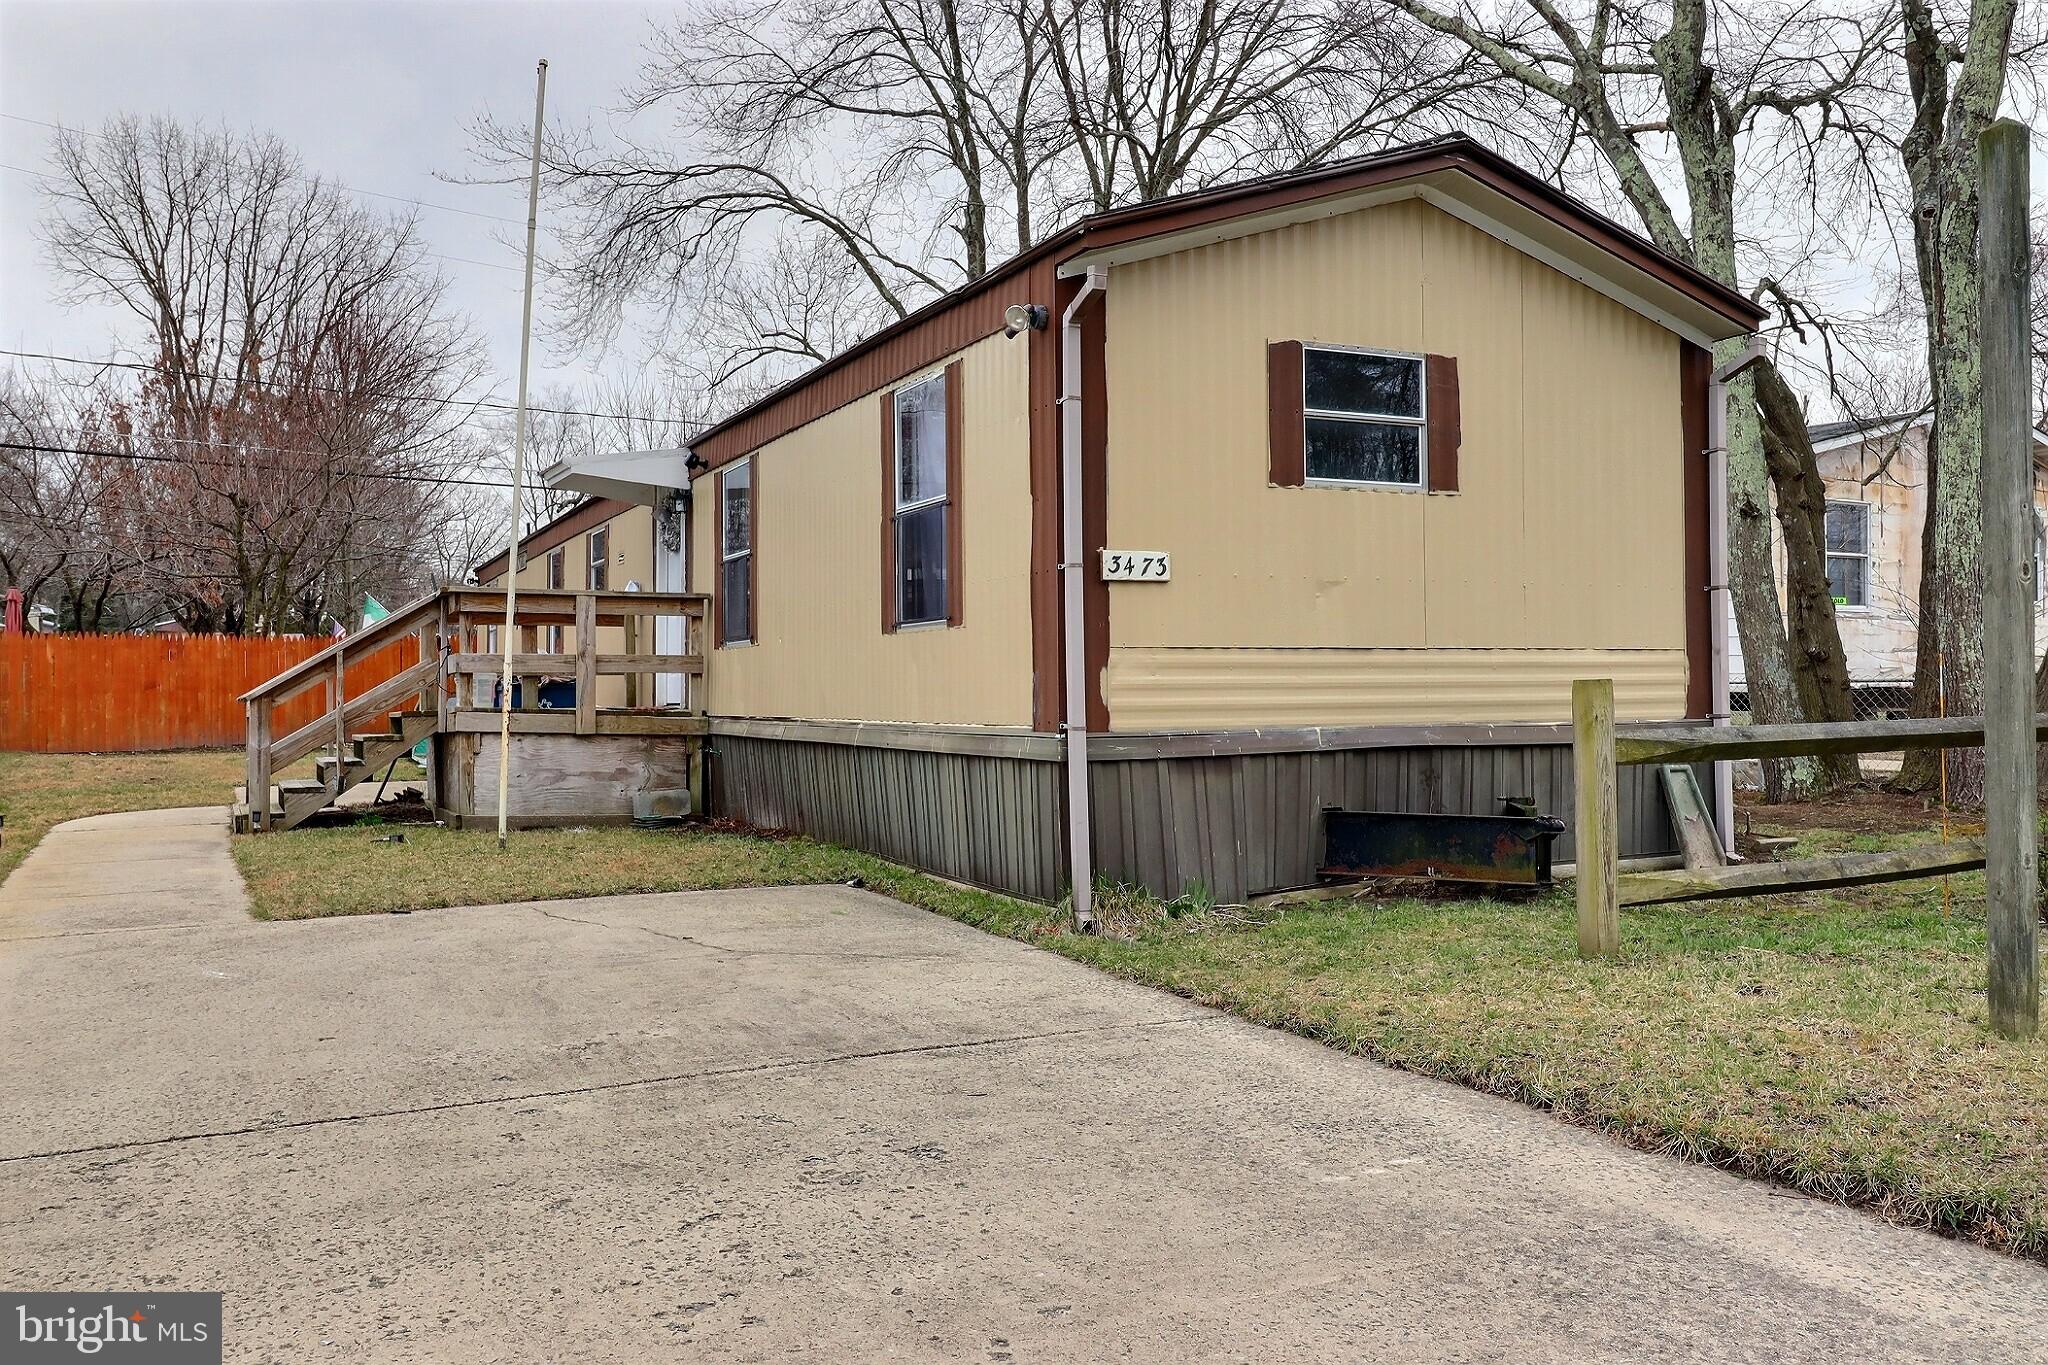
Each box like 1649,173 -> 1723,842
0,749 -> 250,884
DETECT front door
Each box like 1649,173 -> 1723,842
654,493 -> 687,707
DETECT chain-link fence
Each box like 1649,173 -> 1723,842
1728,685 -> 1913,785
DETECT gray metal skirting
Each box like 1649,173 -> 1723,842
708,721 -> 1691,906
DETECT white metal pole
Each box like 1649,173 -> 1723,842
496,57 -> 549,851
1708,339 -> 1765,859
1059,268 -> 1106,932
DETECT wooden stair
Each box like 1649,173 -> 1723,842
234,710 -> 437,832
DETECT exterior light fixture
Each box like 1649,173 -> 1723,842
1003,303 -> 1049,338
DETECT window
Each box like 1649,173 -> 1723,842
1303,346 -> 1425,488
1824,500 -> 1869,608
891,372 -> 951,626
720,459 -> 753,645
546,546 -> 565,590
587,525 -> 610,590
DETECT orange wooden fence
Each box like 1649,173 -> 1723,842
0,632 -> 421,753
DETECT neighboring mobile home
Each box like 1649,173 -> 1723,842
538,135 -> 1765,907
1727,413 -> 2048,705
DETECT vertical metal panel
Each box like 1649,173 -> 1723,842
709,735 -> 1064,903
1087,743 -> 1680,900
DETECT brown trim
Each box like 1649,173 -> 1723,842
1680,341 -> 1713,720
747,455 -> 759,645
1029,265 -> 1070,733
944,358 -> 965,627
684,137 -> 1761,477
1267,341 -> 1305,487
1080,289 -> 1111,734
1426,354 -> 1461,493
473,496 -> 628,583
711,467 -> 727,650
880,388 -> 898,633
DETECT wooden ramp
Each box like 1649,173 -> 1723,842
1618,840 -> 1985,907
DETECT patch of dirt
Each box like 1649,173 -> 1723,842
295,788 -> 438,829
1735,787 -> 1951,837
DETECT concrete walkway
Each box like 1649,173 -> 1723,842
2,811 -> 2045,1362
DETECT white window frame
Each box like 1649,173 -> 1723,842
1823,499 -> 1871,612
892,370 -> 950,627
720,457 -> 754,646
587,524 -> 610,591
1301,343 -> 1428,492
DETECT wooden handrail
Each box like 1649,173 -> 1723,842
237,588 -> 441,705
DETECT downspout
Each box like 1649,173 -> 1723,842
1060,267 -> 1108,932
1707,338 -> 1767,858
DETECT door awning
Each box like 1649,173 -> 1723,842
541,448 -> 692,506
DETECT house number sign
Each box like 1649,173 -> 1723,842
1101,550 -> 1170,581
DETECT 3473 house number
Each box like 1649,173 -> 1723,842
1101,550 -> 1170,581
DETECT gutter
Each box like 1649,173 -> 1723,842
1060,267 -> 1108,932
1707,339 -> 1767,858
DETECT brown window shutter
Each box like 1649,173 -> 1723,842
748,457 -> 759,645
945,359 -> 964,627
880,389 -> 897,633
1267,340 -> 1305,487
1426,353 -> 1461,493
712,468 -> 726,649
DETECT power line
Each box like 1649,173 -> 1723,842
0,348 -> 698,427
0,110 -> 528,226
0,162 -> 524,274
1,440 -> 517,490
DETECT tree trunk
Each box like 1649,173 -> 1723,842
1755,363 -> 1861,786
1720,352 -> 1827,800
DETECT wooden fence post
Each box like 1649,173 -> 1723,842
1573,678 -> 1620,959
1980,118 -> 2039,1040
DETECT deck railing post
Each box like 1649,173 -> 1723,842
1573,678 -> 1620,960
246,698 -> 272,831
332,645 -> 347,773
575,592 -> 597,735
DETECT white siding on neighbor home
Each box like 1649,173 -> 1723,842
1727,422 -> 2048,689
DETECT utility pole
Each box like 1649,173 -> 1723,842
496,56 -> 548,851
1978,117 -> 2038,1040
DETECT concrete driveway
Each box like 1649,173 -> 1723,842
3,808 -> 2046,1362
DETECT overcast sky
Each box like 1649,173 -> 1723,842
1,0 -> 665,408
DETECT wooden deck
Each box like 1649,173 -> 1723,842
237,587 -> 709,831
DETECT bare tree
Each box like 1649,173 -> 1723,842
0,370 -> 152,630
1888,0 -> 2025,803
465,0 -> 1516,400
38,117 -> 486,633
1387,0 -> 1892,797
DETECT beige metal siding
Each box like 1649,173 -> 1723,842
1102,198 -> 1688,727
690,331 -> 1034,725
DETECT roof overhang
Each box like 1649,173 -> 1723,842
542,449 -> 692,506
1055,168 -> 1757,349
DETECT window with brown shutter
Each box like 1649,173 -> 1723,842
717,459 -> 755,646
1270,343 -> 1461,493
882,364 -> 962,629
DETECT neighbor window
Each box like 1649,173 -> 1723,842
720,459 -> 753,645
546,546 -> 565,590
587,525 -> 609,590
1303,346 -> 1426,488
891,372 -> 950,626
1824,500 -> 1869,608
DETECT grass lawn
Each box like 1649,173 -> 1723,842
0,749 -> 250,884
230,800 -> 2048,1263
